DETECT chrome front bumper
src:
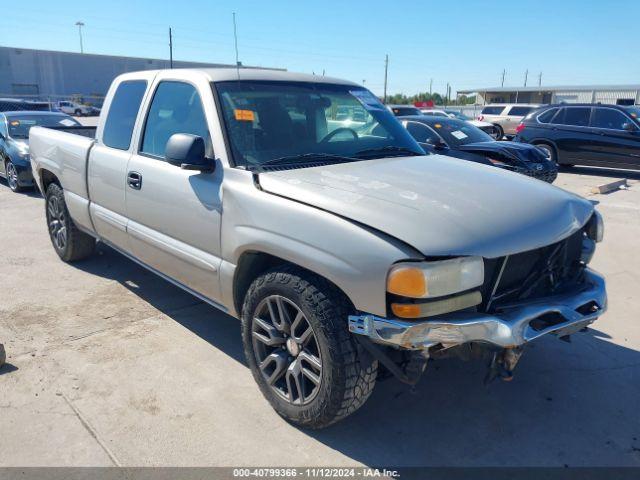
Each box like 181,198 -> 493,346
348,269 -> 607,350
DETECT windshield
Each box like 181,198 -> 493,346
431,119 -> 493,147
214,81 -> 423,169
7,114 -> 80,139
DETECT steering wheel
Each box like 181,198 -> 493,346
320,127 -> 359,143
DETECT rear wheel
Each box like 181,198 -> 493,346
534,142 -> 565,167
45,183 -> 95,262
5,161 -> 22,192
493,124 -> 504,140
241,267 -> 377,429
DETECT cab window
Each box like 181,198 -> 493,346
141,81 -> 210,158
102,80 -> 147,150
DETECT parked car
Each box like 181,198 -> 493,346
0,111 -> 81,192
56,100 -> 93,116
30,69 -> 606,428
387,104 -> 422,116
515,104 -> 640,169
477,104 -> 541,139
399,115 -> 557,182
420,108 -> 500,138
0,98 -> 51,112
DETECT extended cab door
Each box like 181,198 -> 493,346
88,77 -> 149,250
124,77 -> 224,302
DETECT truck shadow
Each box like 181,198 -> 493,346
74,245 -> 640,466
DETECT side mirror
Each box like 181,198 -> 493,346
622,122 -> 637,132
165,133 -> 214,172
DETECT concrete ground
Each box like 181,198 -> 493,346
0,166 -> 639,467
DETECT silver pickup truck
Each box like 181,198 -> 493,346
30,69 -> 606,429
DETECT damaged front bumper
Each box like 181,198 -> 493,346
348,268 -> 606,350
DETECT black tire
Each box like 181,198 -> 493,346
241,266 -> 377,429
493,124 -> 504,140
534,142 -> 563,167
74,109 -> 82,116
45,183 -> 95,262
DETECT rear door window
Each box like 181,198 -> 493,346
591,108 -> 631,130
481,106 -> 505,115
508,106 -> 533,116
555,107 -> 591,127
102,80 -> 147,150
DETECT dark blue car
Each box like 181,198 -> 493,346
0,111 -> 81,192
399,115 -> 558,183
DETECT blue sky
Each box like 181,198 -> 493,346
2,0 -> 638,96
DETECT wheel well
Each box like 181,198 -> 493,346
40,169 -> 61,192
232,251 -> 352,315
531,140 -> 558,156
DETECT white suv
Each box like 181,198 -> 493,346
477,104 -> 541,138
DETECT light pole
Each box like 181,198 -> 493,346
75,21 -> 85,54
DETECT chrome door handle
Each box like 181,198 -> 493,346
127,171 -> 142,190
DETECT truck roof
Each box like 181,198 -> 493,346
118,68 -> 360,86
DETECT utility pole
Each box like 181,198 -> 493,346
169,28 -> 173,69
445,82 -> 450,106
383,54 -> 389,104
429,78 -> 433,95
524,69 -> 529,87
75,21 -> 85,54
501,69 -> 506,87
538,71 -> 542,87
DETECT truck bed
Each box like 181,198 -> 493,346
29,125 -> 96,204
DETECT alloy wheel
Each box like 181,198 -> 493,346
46,194 -> 67,251
6,162 -> 19,191
251,295 -> 323,405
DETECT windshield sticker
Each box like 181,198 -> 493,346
349,90 -> 384,109
234,109 -> 255,121
59,119 -> 77,127
451,130 -> 468,140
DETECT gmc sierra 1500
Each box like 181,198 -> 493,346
30,69 -> 606,428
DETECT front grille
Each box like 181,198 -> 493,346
482,227 -> 586,312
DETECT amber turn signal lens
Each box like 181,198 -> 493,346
391,303 -> 422,319
387,267 -> 426,298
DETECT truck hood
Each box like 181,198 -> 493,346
257,155 -> 593,258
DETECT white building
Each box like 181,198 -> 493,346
458,85 -> 640,106
0,46 -> 282,100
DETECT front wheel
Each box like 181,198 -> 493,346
45,183 -> 96,262
493,124 -> 504,140
5,161 -> 22,192
241,267 -> 377,429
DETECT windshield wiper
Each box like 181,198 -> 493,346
253,153 -> 358,170
354,146 -> 423,159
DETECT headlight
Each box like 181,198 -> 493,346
387,257 -> 484,299
587,210 -> 604,243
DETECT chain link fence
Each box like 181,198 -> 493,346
0,93 -> 105,116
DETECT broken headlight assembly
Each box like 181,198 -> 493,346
582,210 -> 604,264
386,257 -> 484,319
